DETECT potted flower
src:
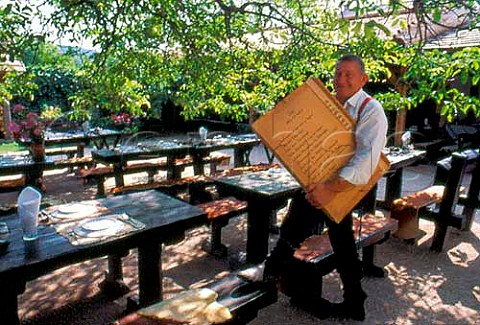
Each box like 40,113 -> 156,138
8,104 -> 46,161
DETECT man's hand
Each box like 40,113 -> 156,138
305,178 -> 354,209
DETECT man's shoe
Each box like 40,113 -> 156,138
291,296 -> 366,321
328,289 -> 367,321
329,300 -> 366,321
262,256 -> 283,283
290,296 -> 335,319
363,264 -> 386,278
262,240 -> 294,282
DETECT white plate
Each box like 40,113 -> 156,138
55,204 -> 98,219
81,217 -> 118,231
74,217 -> 124,238
58,203 -> 92,214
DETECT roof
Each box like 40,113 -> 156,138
423,27 -> 480,50
0,59 -> 26,72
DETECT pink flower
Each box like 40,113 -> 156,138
8,121 -> 22,136
12,104 -> 26,114
8,105 -> 45,142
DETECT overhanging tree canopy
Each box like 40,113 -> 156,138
1,1 -> 479,129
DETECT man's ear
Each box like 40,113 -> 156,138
362,74 -> 369,86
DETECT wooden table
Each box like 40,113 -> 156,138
92,141 -> 192,186
383,148 -> 427,208
0,155 -> 55,191
17,129 -> 124,157
189,134 -> 262,174
213,150 -> 426,264
91,134 -> 261,187
214,168 -> 299,264
0,190 -> 207,324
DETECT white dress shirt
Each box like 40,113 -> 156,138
338,89 -> 388,185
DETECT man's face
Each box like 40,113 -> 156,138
334,60 -> 368,104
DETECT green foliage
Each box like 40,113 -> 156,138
0,1 -> 43,62
1,0 -> 480,125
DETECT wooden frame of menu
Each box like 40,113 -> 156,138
252,77 -> 390,223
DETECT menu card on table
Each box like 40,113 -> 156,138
252,77 -> 389,223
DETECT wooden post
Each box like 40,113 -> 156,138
1,99 -> 12,140
387,65 -> 410,147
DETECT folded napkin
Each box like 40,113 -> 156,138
138,288 -> 232,324
18,186 -> 42,236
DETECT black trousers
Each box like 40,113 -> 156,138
278,189 -> 365,300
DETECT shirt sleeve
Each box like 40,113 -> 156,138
338,99 -> 388,185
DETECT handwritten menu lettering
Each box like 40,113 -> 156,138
252,77 -> 389,223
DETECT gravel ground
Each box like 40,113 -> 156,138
1,144 -> 479,325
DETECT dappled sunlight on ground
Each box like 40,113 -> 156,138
3,148 -> 479,324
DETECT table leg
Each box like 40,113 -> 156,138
166,156 -> 183,180
263,146 -> 275,164
234,148 -> 249,167
99,254 -> 130,297
246,201 -> 272,264
77,142 -> 86,158
384,169 -> 403,207
138,242 -> 163,307
192,153 -> 204,176
0,280 -> 26,325
0,293 -> 19,325
25,161 -> 46,192
113,163 -> 125,187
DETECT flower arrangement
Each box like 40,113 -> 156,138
8,104 -> 45,143
111,112 -> 132,127
109,112 -> 139,133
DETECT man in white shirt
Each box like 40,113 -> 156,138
263,54 -> 388,321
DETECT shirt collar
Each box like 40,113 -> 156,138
344,89 -> 366,110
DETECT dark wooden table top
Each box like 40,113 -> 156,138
91,134 -> 261,165
0,190 -> 207,281
15,128 -> 123,147
0,155 -> 55,176
385,148 -> 426,170
214,168 -> 300,201
214,149 -> 426,200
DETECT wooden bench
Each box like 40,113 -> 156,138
457,151 -> 480,231
391,151 -> 476,251
197,197 -> 248,257
44,146 -> 79,158
80,153 -> 231,196
109,175 -> 215,198
212,163 -> 281,177
110,176 -> 248,258
51,156 -> 95,172
0,177 -> 25,193
114,273 -> 277,325
78,160 -> 174,196
280,214 -> 398,300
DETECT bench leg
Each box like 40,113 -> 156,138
147,171 -> 156,183
96,176 -> 106,197
361,245 -> 385,278
462,206 -> 476,231
430,222 -> 448,252
67,153 -> 75,173
208,220 -> 228,257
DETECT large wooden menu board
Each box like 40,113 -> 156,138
252,77 -> 389,223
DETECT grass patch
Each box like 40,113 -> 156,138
0,141 -> 27,154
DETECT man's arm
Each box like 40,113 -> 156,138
306,99 -> 387,208
305,178 -> 354,208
